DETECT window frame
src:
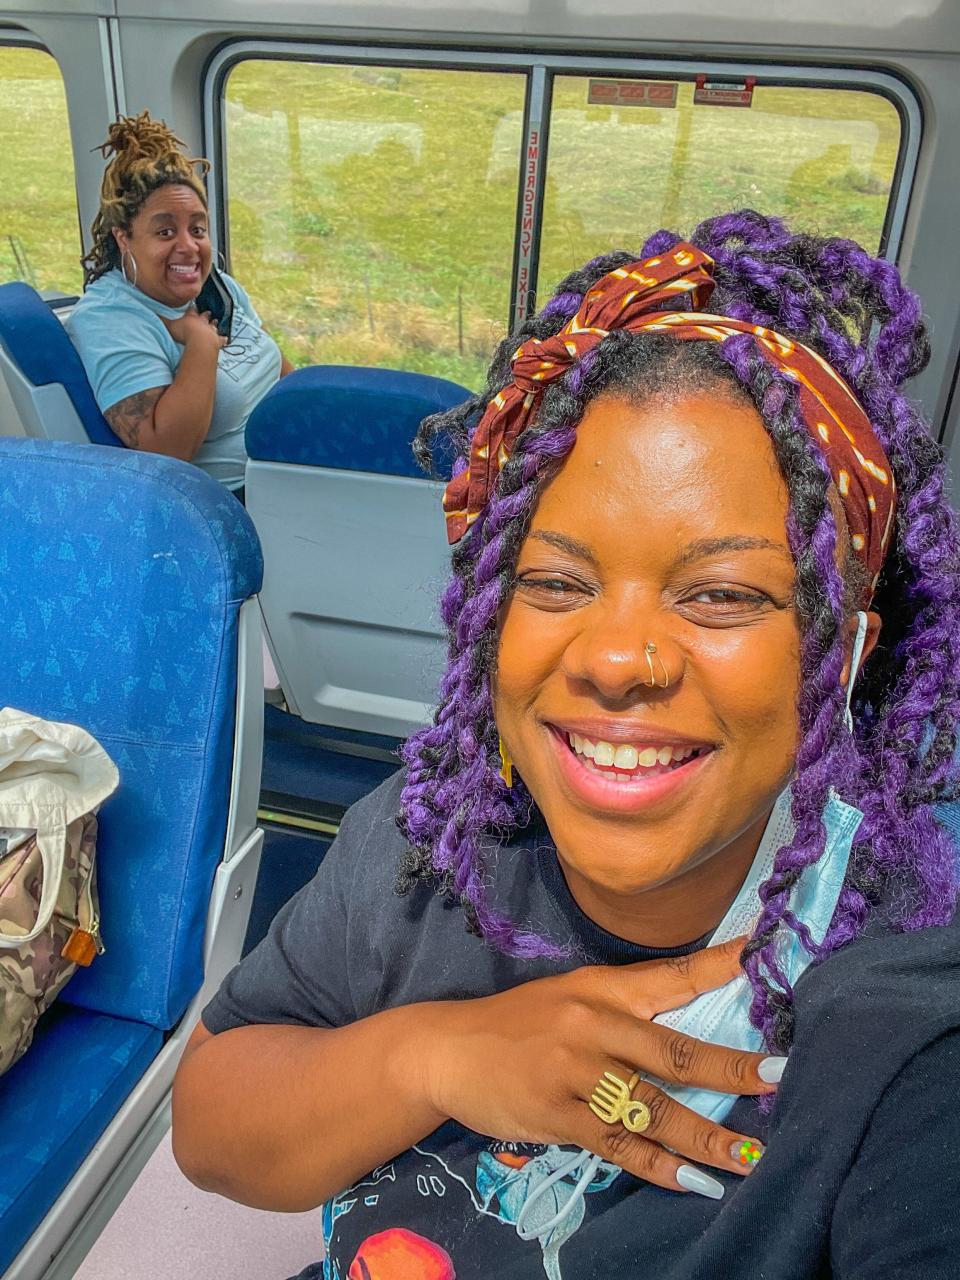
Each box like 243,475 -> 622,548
204,40 -> 921,334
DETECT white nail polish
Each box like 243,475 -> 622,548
758,1055 -> 788,1084
676,1164 -> 725,1200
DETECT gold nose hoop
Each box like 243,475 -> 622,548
644,642 -> 670,689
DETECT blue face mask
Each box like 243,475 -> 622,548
652,783 -> 863,1121
515,612 -> 870,1242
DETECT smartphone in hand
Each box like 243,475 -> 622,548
194,266 -> 234,339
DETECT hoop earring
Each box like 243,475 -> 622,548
643,642 -> 670,689
216,249 -> 227,272
498,734 -> 514,788
120,250 -> 138,288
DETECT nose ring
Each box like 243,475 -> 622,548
644,642 -> 670,689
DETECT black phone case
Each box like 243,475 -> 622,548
195,267 -> 234,339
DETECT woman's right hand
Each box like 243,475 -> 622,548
163,307 -> 227,353
418,936 -> 778,1196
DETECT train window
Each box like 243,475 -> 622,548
222,59 -> 526,388
538,78 -> 902,299
0,45 -> 79,296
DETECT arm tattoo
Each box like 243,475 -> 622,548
104,387 -> 165,449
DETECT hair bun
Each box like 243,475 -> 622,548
95,110 -> 209,178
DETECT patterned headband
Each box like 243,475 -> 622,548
442,243 -> 895,602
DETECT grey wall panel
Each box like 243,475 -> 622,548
108,0 -> 960,57
0,2 -> 113,15
10,1 -> 960,56
7,0 -> 960,57
108,19 -> 220,155
884,57 -> 960,432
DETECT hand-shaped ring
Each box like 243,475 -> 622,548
588,1071 -> 652,1134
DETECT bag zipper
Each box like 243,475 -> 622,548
62,856 -> 105,966
79,862 -> 105,955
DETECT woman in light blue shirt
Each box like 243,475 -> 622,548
68,111 -> 293,494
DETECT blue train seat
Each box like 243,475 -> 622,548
0,282 -> 123,447
245,364 -> 471,738
0,438 -> 264,1280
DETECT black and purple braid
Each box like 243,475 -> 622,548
398,209 -> 960,1050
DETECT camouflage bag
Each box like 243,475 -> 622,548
0,708 -> 118,1076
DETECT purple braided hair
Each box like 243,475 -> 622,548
397,209 -> 960,1050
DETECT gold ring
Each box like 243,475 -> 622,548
588,1071 -> 652,1134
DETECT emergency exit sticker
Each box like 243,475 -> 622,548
588,79 -> 678,108
693,76 -> 756,107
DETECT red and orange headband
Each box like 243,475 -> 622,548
442,244 -> 895,601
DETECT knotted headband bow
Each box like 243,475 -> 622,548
442,243 -> 895,601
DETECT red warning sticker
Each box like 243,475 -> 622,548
693,75 -> 756,108
588,79 -> 678,109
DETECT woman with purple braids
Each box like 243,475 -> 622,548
175,210 -> 960,1280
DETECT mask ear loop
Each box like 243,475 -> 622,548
845,610 -> 869,733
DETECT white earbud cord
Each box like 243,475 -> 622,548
514,1149 -> 604,1241
845,610 -> 869,733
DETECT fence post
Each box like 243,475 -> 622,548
364,274 -> 375,335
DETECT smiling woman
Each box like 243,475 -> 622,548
66,111 -> 294,493
172,211 -> 960,1280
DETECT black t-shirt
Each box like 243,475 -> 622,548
203,771 -> 960,1280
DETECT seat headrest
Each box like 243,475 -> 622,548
245,364 -> 471,479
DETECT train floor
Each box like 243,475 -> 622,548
74,1128 -> 324,1279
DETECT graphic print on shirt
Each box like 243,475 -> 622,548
218,311 -> 267,383
321,1135 -> 621,1280
346,1228 -> 455,1279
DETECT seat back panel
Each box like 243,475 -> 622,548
250,461 -> 448,736
0,350 -> 92,444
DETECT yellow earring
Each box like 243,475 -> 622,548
498,735 -> 514,788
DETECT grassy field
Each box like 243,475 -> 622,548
538,78 -> 900,297
0,47 -> 83,296
0,49 -> 901,392
225,62 -> 900,389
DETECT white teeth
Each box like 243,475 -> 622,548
567,732 -> 701,771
